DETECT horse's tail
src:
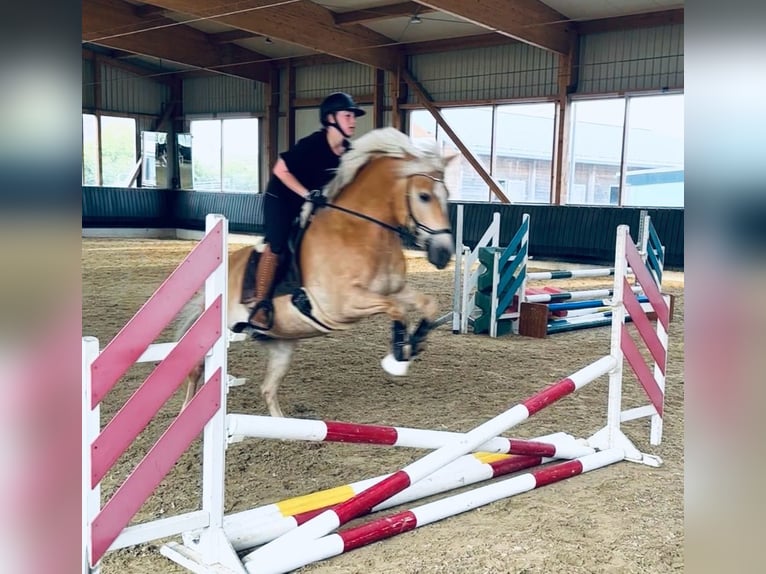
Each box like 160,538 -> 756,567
175,291 -> 206,411
174,291 -> 205,340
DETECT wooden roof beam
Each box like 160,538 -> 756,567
141,0 -> 403,71
401,67 -> 510,203
334,2 -> 434,26
208,29 -> 260,44
83,0 -> 272,83
414,0 -> 573,54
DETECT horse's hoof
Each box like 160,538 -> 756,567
381,353 -> 410,376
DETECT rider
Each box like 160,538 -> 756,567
247,92 -> 366,330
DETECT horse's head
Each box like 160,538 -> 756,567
401,168 -> 456,269
323,128 -> 457,269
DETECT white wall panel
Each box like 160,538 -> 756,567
409,44 -> 558,103
578,24 -> 684,93
100,64 -> 169,115
295,62 -> 373,99
183,75 -> 265,115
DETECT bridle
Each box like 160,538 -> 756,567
316,172 -> 452,244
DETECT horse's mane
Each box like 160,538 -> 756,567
324,127 -> 446,200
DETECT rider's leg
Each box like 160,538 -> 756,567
249,243 -> 280,329
248,190 -> 300,330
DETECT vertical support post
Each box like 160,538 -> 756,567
650,296 -> 668,445
451,204 -> 464,333
373,68 -> 385,129
515,213 -> 531,333
286,62 -> 296,148
551,34 -> 578,205
82,337 -> 101,574
266,66 -> 280,175
607,225 -> 628,447
196,214 -> 244,571
489,250 -> 500,338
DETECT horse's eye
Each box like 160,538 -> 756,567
419,192 -> 431,202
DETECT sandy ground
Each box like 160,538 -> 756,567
83,238 -> 684,574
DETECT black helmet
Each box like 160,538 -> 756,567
320,92 -> 366,126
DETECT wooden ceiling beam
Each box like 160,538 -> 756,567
334,2 -> 433,26
83,0 -> 272,82
577,8 -> 684,35
208,29 -> 260,44
141,0 -> 402,71
133,3 -> 165,18
403,32 -> 517,55
414,0 -> 573,54
401,67 -> 510,203
82,46 -> 176,84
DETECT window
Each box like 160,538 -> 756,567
188,118 -> 259,192
622,95 -> 684,207
82,114 -> 99,186
494,103 -> 555,203
141,131 -> 168,188
409,103 -> 555,203
568,94 -> 684,207
569,99 -> 625,205
100,116 -> 137,187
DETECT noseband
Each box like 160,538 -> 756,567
316,172 -> 451,244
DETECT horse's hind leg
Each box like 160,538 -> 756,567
261,339 -> 298,417
181,361 -> 204,410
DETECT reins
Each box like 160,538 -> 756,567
315,172 -> 451,243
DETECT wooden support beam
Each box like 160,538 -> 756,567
551,34 -> 579,205
401,68 -> 510,203
415,0 -> 573,54
373,69 -> 385,128
151,101 -> 177,132
83,0 -> 272,83
133,4 -> 165,18
208,29 -> 259,44
286,62 -> 296,148
267,66 -> 280,171
334,2 -> 433,26
403,32 -> 517,55
142,0 -> 402,71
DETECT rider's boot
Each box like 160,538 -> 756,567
248,244 -> 279,330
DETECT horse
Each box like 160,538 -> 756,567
178,127 -> 457,417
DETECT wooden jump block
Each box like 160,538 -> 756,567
518,302 -> 549,339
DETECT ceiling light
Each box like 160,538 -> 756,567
410,15 -> 422,24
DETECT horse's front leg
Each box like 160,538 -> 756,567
392,286 -> 439,358
380,286 -> 439,376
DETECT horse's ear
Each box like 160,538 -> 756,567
445,151 -> 462,168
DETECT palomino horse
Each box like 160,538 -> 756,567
179,127 -> 456,417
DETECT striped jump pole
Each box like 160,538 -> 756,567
546,301 -> 655,335
243,448 -> 626,574
524,284 -> 644,304
227,415 -> 594,459
547,295 -> 649,313
243,355 -> 617,565
220,443 -> 564,552
526,267 -> 628,281
212,431 -> 577,551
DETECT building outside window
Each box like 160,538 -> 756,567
188,117 -> 259,192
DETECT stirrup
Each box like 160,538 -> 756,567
248,299 -> 274,331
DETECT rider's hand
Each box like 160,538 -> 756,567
307,189 -> 327,207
